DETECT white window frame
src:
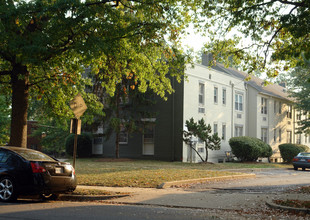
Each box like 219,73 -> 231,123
214,123 -> 218,135
261,127 -> 268,143
199,82 -> 205,113
214,87 -> 218,104
274,101 -> 277,114
287,105 -> 292,119
222,88 -> 226,105
234,125 -> 243,137
261,97 -> 267,114
296,134 -> 301,144
235,93 -> 243,111
287,130 -> 292,143
119,125 -> 128,144
222,124 -> 226,141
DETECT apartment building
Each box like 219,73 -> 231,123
91,57 -> 309,162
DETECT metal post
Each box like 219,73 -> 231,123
73,133 -> 78,169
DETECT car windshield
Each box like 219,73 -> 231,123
299,152 -> 310,157
12,148 -> 56,162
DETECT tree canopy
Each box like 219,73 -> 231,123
0,0 -> 203,147
201,0 -> 310,76
288,60 -> 310,133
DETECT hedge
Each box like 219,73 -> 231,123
278,143 -> 309,163
65,132 -> 93,158
229,136 -> 272,162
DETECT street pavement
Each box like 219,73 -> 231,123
0,168 -> 309,219
75,168 -> 310,211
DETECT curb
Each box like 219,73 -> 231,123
158,173 -> 256,189
59,194 -> 130,201
266,200 -> 310,214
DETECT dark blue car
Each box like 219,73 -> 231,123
293,152 -> 310,171
0,146 -> 77,202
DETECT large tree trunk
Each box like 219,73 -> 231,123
9,65 -> 29,148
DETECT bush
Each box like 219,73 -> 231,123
65,132 -> 93,158
229,136 -> 272,162
279,143 -> 309,163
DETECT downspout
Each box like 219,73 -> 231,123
231,81 -> 234,137
245,83 -> 248,136
171,77 -> 175,161
293,106 -> 295,143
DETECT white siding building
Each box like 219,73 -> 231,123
182,57 -> 310,163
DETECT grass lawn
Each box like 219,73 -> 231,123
71,158 -> 291,188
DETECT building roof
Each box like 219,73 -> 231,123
211,63 -> 292,102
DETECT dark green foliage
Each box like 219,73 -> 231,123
65,132 -> 93,158
229,136 -> 272,162
0,95 -> 10,145
279,143 -> 309,163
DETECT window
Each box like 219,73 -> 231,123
214,123 -> 218,135
235,93 -> 243,111
234,125 -> 243,137
261,128 -> 268,143
279,102 -> 282,114
93,137 -> 103,144
214,87 -> 218,104
274,101 -> 277,113
287,131 -> 292,143
279,129 -> 282,142
296,134 -> 301,144
120,85 -> 130,104
222,88 -> 226,105
222,124 -> 226,141
199,83 -> 205,113
199,83 -> 205,105
261,97 -> 267,114
305,135 -> 308,143
119,126 -> 128,144
0,151 -> 10,163
198,148 -> 204,153
274,129 -> 277,142
297,111 -> 301,120
287,105 -> 292,119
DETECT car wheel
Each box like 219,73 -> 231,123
40,193 -> 59,200
302,167 -> 306,171
0,176 -> 18,202
293,166 -> 298,171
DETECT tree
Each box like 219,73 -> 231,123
183,118 -> 221,162
288,59 -> 310,133
201,1 -> 310,76
100,75 -> 157,159
0,0 -> 204,148
0,95 -> 10,145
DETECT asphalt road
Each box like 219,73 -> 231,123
189,167 -> 310,192
0,201 -> 238,220
0,168 -> 309,220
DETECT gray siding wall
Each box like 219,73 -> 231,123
153,77 -> 184,161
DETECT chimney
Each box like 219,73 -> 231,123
202,53 -> 214,67
279,82 -> 286,88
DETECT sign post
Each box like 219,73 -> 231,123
69,94 -> 87,169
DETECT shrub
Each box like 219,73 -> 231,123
229,136 -> 272,162
279,143 -> 309,163
65,132 -> 93,158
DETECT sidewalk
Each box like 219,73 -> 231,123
74,184 -> 309,211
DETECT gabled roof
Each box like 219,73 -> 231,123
211,63 -> 292,101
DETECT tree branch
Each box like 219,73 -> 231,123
0,71 -> 12,76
